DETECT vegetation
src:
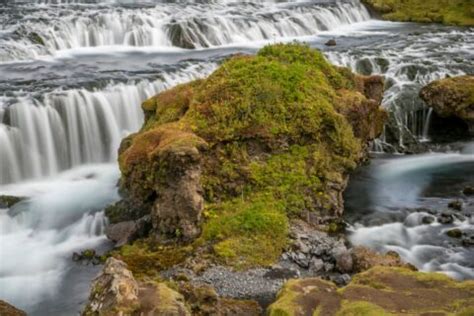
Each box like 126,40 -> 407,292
117,43 -> 385,270
362,0 -> 474,26
267,266 -> 474,316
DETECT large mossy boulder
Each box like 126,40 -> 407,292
267,266 -> 474,316
362,0 -> 474,26
117,43 -> 386,268
420,75 -> 474,136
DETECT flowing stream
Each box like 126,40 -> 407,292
0,0 -> 473,314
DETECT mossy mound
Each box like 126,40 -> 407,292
362,0 -> 474,26
267,266 -> 474,316
117,43 -> 385,270
420,75 -> 474,136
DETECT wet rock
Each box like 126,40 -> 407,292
0,195 -> 24,209
446,228 -> 463,239
437,212 -> 454,224
72,249 -> 104,265
463,186 -> 474,196
448,200 -> 463,211
421,216 -> 435,225
0,300 -> 26,316
325,39 -> 337,46
420,75 -> 474,136
462,235 -> 474,247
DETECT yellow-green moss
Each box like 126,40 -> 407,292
119,43 -> 385,269
267,267 -> 474,316
362,0 -> 474,26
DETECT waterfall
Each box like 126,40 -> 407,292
0,62 -> 216,185
0,0 -> 370,62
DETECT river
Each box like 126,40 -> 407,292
0,0 -> 472,314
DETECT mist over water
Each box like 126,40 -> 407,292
0,0 -> 473,314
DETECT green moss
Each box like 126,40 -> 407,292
336,301 -> 392,316
362,0 -> 474,26
119,43 -> 385,269
111,240 -> 192,279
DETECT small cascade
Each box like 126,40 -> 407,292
0,62 -> 216,185
0,0 -> 370,61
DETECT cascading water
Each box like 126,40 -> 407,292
0,0 -> 473,314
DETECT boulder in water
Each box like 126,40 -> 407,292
0,195 -> 24,209
351,246 -> 414,273
448,200 -> 463,211
420,75 -> 474,136
325,39 -> 337,46
463,186 -> 474,196
446,228 -> 463,239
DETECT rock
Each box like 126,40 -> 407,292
420,75 -> 474,135
421,216 -> 435,225
325,39 -> 337,46
0,195 -> 24,209
0,300 -> 26,316
105,216 -> 151,247
330,273 -> 351,286
446,228 -> 463,239
83,258 -> 190,316
264,265 -> 300,279
351,246 -> 413,273
267,266 -> 474,316
462,235 -> 474,247
334,249 -> 353,273
83,258 -> 140,315
463,186 -> 474,196
309,258 -> 324,273
438,212 -> 454,224
448,200 -> 463,211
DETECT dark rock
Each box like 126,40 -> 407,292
72,249 -> 104,265
0,300 -> 26,316
330,273 -> 351,286
448,200 -> 463,211
462,235 -> 474,247
463,186 -> 474,196
437,212 -> 454,224
264,265 -> 300,280
325,39 -> 337,46
421,216 -> 435,225
446,228 -> 463,239
105,216 -> 151,247
0,195 -> 24,209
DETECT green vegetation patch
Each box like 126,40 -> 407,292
362,0 -> 474,26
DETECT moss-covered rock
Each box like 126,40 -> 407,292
0,300 -> 26,316
115,43 -> 385,269
0,195 -> 24,209
267,266 -> 474,316
362,0 -> 474,26
420,75 -> 474,135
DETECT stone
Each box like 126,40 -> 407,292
264,265 -> 300,279
420,75 -> 474,135
83,258 -> 140,315
325,39 -> 337,46
334,249 -> 353,273
448,200 -> 463,211
351,246 -> 412,273
463,186 -> 474,196
438,212 -> 454,224
462,235 -> 474,247
105,216 -> 151,247
0,195 -> 24,209
309,258 -> 325,273
0,300 -> 26,316
421,216 -> 435,225
446,228 -> 463,239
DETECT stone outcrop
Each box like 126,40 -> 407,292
83,258 -> 189,316
0,300 -> 26,316
267,266 -> 474,316
420,75 -> 474,136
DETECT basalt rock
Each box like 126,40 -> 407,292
267,266 -> 474,316
420,75 -> 474,136
0,300 -> 26,316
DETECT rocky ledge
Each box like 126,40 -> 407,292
361,0 -> 474,26
420,75 -> 474,137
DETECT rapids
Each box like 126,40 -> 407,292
0,0 -> 472,314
